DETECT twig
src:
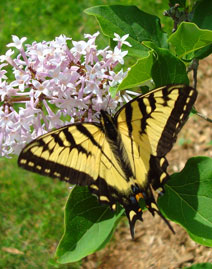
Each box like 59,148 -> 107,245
195,109 -> 212,123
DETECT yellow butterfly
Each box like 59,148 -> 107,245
18,84 -> 197,238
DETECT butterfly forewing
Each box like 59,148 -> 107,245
116,84 -> 197,157
18,123 -> 104,185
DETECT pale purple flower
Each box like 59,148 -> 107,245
113,33 -> 132,48
106,47 -> 128,65
71,40 -> 88,55
54,35 -> 72,47
7,35 -> 27,50
0,81 -> 18,101
109,69 -> 128,87
7,35 -> 28,64
0,49 -> 15,66
32,80 -> 51,98
84,31 -> 100,40
0,63 -> 8,80
85,63 -> 105,81
11,70 -> 30,92
0,32 -> 132,156
84,80 -> 100,95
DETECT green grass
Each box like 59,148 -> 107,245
0,157 -> 72,268
0,0 -> 170,53
0,0 -> 171,268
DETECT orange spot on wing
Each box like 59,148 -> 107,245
136,193 -> 144,201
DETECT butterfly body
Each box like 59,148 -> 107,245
100,109 -> 134,183
18,84 -> 197,238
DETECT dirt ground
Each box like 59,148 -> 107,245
82,56 -> 212,269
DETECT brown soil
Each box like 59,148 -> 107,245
82,56 -> 212,269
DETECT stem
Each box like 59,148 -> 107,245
192,59 -> 199,89
5,96 -> 31,103
195,109 -> 212,123
187,58 -> 199,89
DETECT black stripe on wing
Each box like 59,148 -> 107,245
157,85 -> 197,156
148,155 -> 169,191
138,92 -> 156,135
18,123 -> 103,183
18,149 -> 94,185
115,84 -> 197,157
58,127 -> 91,156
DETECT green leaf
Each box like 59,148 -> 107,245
48,258 -> 60,268
55,186 -> 123,264
144,42 -> 189,86
158,156 -> 212,247
192,0 -> 212,30
118,50 -> 154,91
192,0 -> 212,59
84,5 -> 168,57
109,86 -> 118,98
168,22 -> 212,59
184,262 -> 212,269
191,106 -> 198,115
193,44 -> 212,60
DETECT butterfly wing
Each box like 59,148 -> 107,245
18,123 -> 106,186
115,84 -> 197,191
18,121 -> 136,216
90,137 -> 138,212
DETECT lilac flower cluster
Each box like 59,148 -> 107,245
0,32 -> 134,157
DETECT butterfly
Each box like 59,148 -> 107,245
18,84 -> 197,238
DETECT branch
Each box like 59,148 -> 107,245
195,109 -> 212,123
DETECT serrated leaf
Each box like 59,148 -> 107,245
144,42 -> 189,86
118,50 -> 154,91
84,5 -> 168,57
158,156 -> 212,247
168,22 -> 212,59
55,186 -> 123,264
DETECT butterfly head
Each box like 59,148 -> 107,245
99,110 -> 116,130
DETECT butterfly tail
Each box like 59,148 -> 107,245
156,209 -> 175,234
124,203 -> 143,239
